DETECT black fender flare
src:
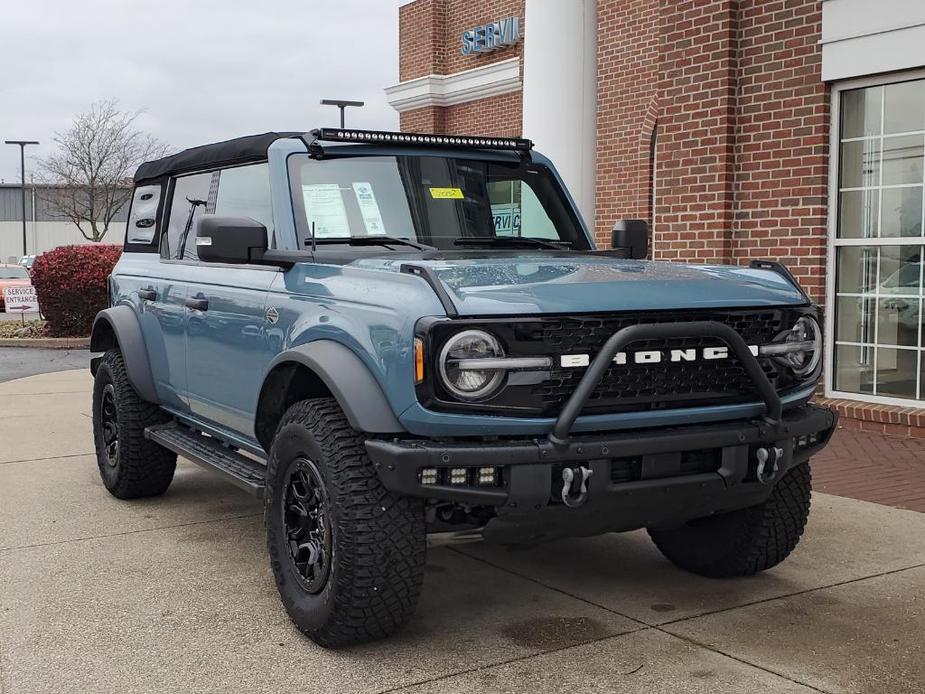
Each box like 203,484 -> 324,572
263,341 -> 403,434
89,306 -> 160,404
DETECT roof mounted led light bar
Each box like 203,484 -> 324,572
310,128 -> 533,152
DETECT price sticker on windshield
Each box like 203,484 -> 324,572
429,187 -> 464,199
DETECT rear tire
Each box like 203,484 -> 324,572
648,463 -> 812,578
92,349 -> 176,498
265,398 -> 426,648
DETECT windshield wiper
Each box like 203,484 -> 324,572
453,236 -> 567,250
313,236 -> 434,250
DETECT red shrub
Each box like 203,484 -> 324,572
30,245 -> 122,337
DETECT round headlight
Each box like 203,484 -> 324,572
438,330 -> 505,401
773,316 -> 822,376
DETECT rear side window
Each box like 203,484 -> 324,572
162,163 -> 274,261
125,184 -> 164,249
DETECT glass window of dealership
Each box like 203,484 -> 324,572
833,77 -> 925,404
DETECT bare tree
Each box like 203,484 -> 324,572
38,100 -> 169,242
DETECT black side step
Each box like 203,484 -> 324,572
145,423 -> 266,497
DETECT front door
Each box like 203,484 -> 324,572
175,162 -> 281,438
185,265 -> 277,436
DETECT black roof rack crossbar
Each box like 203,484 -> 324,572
307,128 -> 533,154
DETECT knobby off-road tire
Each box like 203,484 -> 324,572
92,349 -> 177,499
648,463 -> 812,578
265,398 -> 426,648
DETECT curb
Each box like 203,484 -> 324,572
0,337 -> 90,350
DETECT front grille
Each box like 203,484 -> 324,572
534,310 -> 794,414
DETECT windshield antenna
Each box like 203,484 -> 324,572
311,220 -> 317,253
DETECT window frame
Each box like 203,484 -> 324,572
826,69 -> 925,407
123,179 -> 167,254
158,160 -> 276,264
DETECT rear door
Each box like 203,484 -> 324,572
181,163 -> 280,437
121,181 -> 189,411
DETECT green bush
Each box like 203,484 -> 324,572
30,245 -> 122,337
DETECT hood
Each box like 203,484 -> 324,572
351,254 -> 807,316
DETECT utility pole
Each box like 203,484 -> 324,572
320,99 -> 365,128
4,140 -> 40,256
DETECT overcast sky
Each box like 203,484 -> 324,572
0,0 -> 402,183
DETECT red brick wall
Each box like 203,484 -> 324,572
655,1 -> 740,265
595,0 -> 660,248
595,0 -> 827,281
398,0 -> 525,136
730,0 -> 829,301
399,0 -> 447,82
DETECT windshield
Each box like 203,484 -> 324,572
0,266 -> 29,279
289,154 -> 589,251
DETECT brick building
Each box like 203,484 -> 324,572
386,0 -> 925,433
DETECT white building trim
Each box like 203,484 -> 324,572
522,0 -> 597,233
821,0 -> 925,81
385,58 -> 521,113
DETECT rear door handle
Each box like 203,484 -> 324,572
137,287 -> 157,301
185,296 -> 209,311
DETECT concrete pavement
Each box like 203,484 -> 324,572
0,370 -> 923,694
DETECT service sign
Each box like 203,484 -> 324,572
461,16 -> 521,55
2,286 -> 39,314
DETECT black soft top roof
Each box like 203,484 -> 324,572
133,131 -> 300,184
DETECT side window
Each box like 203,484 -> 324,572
486,179 -> 559,239
214,163 -> 274,242
125,185 -> 162,246
161,171 -> 215,260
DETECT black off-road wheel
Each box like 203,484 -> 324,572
265,398 -> 426,648
92,349 -> 176,498
648,463 -> 812,578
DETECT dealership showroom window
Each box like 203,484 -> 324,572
833,77 -> 925,404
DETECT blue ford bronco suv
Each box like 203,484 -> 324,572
91,128 -> 836,647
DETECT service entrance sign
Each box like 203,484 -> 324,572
2,286 -> 40,314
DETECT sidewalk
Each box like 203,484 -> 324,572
1,370 -> 923,694
815,428 -> 925,513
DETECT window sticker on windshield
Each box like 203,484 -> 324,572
302,184 -> 350,238
429,187 -> 464,199
352,182 -> 386,235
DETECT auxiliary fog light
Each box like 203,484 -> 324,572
477,467 -> 498,486
420,468 -> 439,485
449,468 -> 468,485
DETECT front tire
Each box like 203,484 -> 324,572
648,463 -> 812,578
92,349 -> 177,498
265,398 -> 426,648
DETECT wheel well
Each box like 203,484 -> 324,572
90,318 -> 118,352
254,362 -> 333,451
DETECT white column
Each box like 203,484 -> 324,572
522,0 -> 598,234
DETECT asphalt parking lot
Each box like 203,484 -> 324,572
0,347 -> 89,383
1,370 -> 923,694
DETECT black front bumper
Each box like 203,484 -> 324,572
366,404 -> 837,544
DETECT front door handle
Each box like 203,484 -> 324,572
137,287 -> 157,301
185,296 -> 209,311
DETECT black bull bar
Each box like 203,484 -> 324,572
546,320 -> 783,446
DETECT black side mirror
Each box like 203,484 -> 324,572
611,219 -> 649,260
195,215 -> 268,264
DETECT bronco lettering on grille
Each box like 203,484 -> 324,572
559,345 -> 761,368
